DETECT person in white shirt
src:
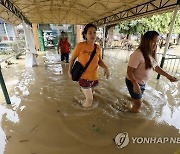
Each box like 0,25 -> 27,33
126,31 -> 178,113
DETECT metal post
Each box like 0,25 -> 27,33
102,25 -> 106,59
0,65 -> 11,104
4,23 -> 9,41
157,3 -> 179,79
13,26 -> 21,58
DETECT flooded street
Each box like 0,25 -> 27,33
0,49 -> 180,154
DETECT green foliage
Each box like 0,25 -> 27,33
174,12 -> 180,33
118,11 -> 180,35
118,20 -> 143,35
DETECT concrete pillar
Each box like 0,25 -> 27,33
23,22 -> 38,67
76,25 -> 81,44
102,25 -> 106,59
4,23 -> 9,41
32,23 -> 40,51
108,26 -> 113,47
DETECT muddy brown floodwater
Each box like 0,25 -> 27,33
0,48 -> 180,154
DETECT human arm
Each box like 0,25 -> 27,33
97,45 -> 110,79
155,66 -> 178,82
68,56 -> 77,79
67,39 -> 71,53
68,44 -> 80,79
127,66 -> 141,94
57,39 -> 60,54
98,58 -> 110,79
127,50 -> 142,94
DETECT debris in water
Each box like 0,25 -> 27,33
6,135 -> 12,141
19,140 -> 29,142
92,124 -> 103,134
30,124 -> 39,132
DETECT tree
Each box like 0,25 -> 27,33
118,11 -> 180,37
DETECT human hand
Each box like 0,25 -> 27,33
104,67 -> 110,79
133,82 -> 141,94
167,75 -> 178,82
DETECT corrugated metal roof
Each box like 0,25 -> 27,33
0,0 -> 179,25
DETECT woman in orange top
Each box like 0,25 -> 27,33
68,24 -> 110,108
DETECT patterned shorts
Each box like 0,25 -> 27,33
79,78 -> 99,89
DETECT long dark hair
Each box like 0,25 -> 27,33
82,23 -> 97,40
138,31 -> 159,69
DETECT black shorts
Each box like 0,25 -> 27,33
125,78 -> 145,99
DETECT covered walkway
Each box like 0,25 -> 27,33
0,0 -> 179,25
0,0 -> 180,154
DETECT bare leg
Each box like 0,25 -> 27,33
127,99 -> 142,113
81,88 -> 93,107
92,87 -> 96,94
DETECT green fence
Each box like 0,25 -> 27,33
38,30 -> 45,51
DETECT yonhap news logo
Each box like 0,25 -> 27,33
114,132 -> 180,149
114,132 -> 129,148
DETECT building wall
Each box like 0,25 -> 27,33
0,22 -> 15,41
32,24 -> 40,51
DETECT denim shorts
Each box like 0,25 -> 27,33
79,78 -> 99,89
125,78 -> 145,99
